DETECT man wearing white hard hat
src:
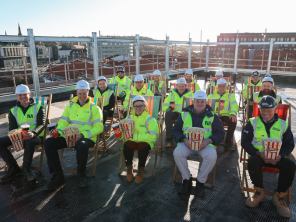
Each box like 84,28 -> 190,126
173,91 -> 225,196
207,71 -> 229,95
163,78 -> 193,147
43,80 -> 103,190
0,84 -> 46,183
207,78 -> 238,150
93,76 -> 115,124
123,75 -> 153,118
149,70 -> 166,96
184,69 -> 201,91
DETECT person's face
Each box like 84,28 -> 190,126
262,82 -> 273,95
16,93 -> 30,106
133,101 -> 145,116
177,84 -> 186,94
218,84 -> 227,94
117,71 -> 124,78
216,75 -> 222,80
77,89 -> 89,103
98,80 -> 107,90
252,75 -> 260,83
260,107 -> 276,122
185,74 -> 192,83
193,99 -> 206,113
154,75 -> 160,81
135,81 -> 144,90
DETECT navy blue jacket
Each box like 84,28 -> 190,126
241,114 -> 294,158
172,104 -> 225,145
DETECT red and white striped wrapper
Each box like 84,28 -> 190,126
263,138 -> 282,160
8,130 -> 24,152
188,127 -> 205,151
119,119 -> 135,141
65,134 -> 79,149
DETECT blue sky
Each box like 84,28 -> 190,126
1,0 -> 295,42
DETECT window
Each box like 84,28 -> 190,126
244,38 -> 247,41
275,54 -> 278,57
292,38 -> 295,41
266,53 -> 268,57
219,38 -> 222,42
280,38 -> 283,42
254,38 -> 257,42
256,53 -> 259,56
226,38 -> 229,42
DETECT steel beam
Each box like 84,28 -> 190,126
233,38 -> 239,74
35,36 -> 91,42
188,38 -> 192,69
267,38 -> 274,74
205,39 -> 210,72
97,38 -> 135,43
165,36 -> 170,79
0,35 -> 27,42
92,32 -> 99,80
135,34 -> 140,75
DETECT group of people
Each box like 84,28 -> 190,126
0,67 -> 294,218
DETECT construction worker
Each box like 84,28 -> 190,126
123,96 -> 158,184
184,69 -> 201,91
206,70 -> 229,95
43,80 -> 103,190
93,76 -> 115,124
242,96 -> 295,218
149,70 -> 166,96
0,84 -> 46,182
123,75 -> 153,118
242,71 -> 262,100
163,78 -> 194,147
207,78 -> 238,150
108,66 -> 132,104
173,91 -> 225,196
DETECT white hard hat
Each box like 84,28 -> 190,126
15,84 -> 30,94
185,69 -> 193,75
262,77 -> 274,84
132,95 -> 147,105
76,80 -> 90,90
215,71 -> 223,76
193,91 -> 207,100
97,76 -> 107,82
153,70 -> 161,76
265,74 -> 272,77
177,78 -> 186,84
217,78 -> 227,85
134,75 -> 144,82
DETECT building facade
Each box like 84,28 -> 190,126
0,42 -> 27,68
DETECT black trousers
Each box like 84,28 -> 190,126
0,135 -> 42,168
117,95 -> 126,105
123,141 -> 151,168
103,110 -> 113,124
44,137 -> 95,175
165,110 -> 180,138
232,74 -> 237,85
248,155 -> 295,193
219,116 -> 236,143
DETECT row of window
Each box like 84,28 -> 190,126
218,37 -> 296,42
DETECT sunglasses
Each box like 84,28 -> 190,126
134,105 -> 144,109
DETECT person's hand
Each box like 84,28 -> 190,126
257,151 -> 271,164
229,115 -> 237,122
23,132 -> 34,140
49,131 -> 54,138
200,139 -> 210,150
270,155 -> 281,165
74,134 -> 84,143
183,138 -> 192,150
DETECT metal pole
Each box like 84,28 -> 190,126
165,36 -> 170,79
12,64 -> 16,88
27,29 -> 41,96
266,38 -> 274,74
277,50 -> 280,71
49,63 -> 53,81
232,38 -> 239,74
200,30 -> 202,67
72,54 -> 75,79
261,29 -> 267,70
67,56 -> 70,80
92,32 -> 99,81
205,39 -> 210,72
135,34 -> 140,75
157,55 -> 159,70
188,38 -> 192,69
64,61 -> 68,85
284,53 -> 287,72
100,42 -> 103,77
128,49 -> 130,76
24,65 -> 28,85
85,58 -> 88,78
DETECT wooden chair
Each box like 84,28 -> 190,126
118,95 -> 163,177
207,75 -> 234,96
177,74 -> 197,80
241,102 -> 292,201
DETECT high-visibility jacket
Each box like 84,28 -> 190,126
11,104 -> 44,137
188,79 -> 201,91
123,86 -> 154,110
163,89 -> 193,113
181,111 -> 215,148
253,91 -> 281,103
207,90 -> 239,117
93,87 -> 114,109
57,96 -> 103,143
243,81 -> 262,100
124,109 -> 158,149
149,80 -> 164,93
210,80 -> 230,87
250,117 -> 288,153
108,76 -> 132,94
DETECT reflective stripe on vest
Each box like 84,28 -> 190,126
181,112 -> 213,134
68,103 -> 99,126
254,92 -> 281,103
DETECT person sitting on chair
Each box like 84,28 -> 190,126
0,84 -> 46,182
163,78 -> 194,148
173,91 -> 224,197
184,69 -> 201,91
123,96 -> 158,184
206,70 -> 229,95
150,70 -> 166,96
242,96 -> 295,218
43,80 -> 103,190
93,76 -> 115,124
242,71 -> 262,101
207,78 -> 238,150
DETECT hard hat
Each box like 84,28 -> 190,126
153,70 -> 161,76
132,95 -> 147,106
215,71 -> 223,76
265,74 -> 272,77
15,84 -> 30,94
185,69 -> 193,75
193,90 -> 207,100
262,77 -> 274,84
177,78 -> 186,84
97,76 -> 107,82
217,78 -> 227,85
76,80 -> 90,90
134,75 -> 144,82
117,66 -> 125,73
258,96 -> 277,109
252,71 -> 260,76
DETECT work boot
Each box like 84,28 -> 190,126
178,177 -> 192,194
126,165 -> 134,182
44,172 -> 65,191
196,180 -> 205,197
165,139 -> 173,148
23,166 -> 37,181
245,187 -> 266,208
78,174 -> 88,188
135,167 -> 145,184
0,164 -> 22,183
272,192 -> 290,218
226,141 -> 235,151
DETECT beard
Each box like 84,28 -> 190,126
262,89 -> 272,95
